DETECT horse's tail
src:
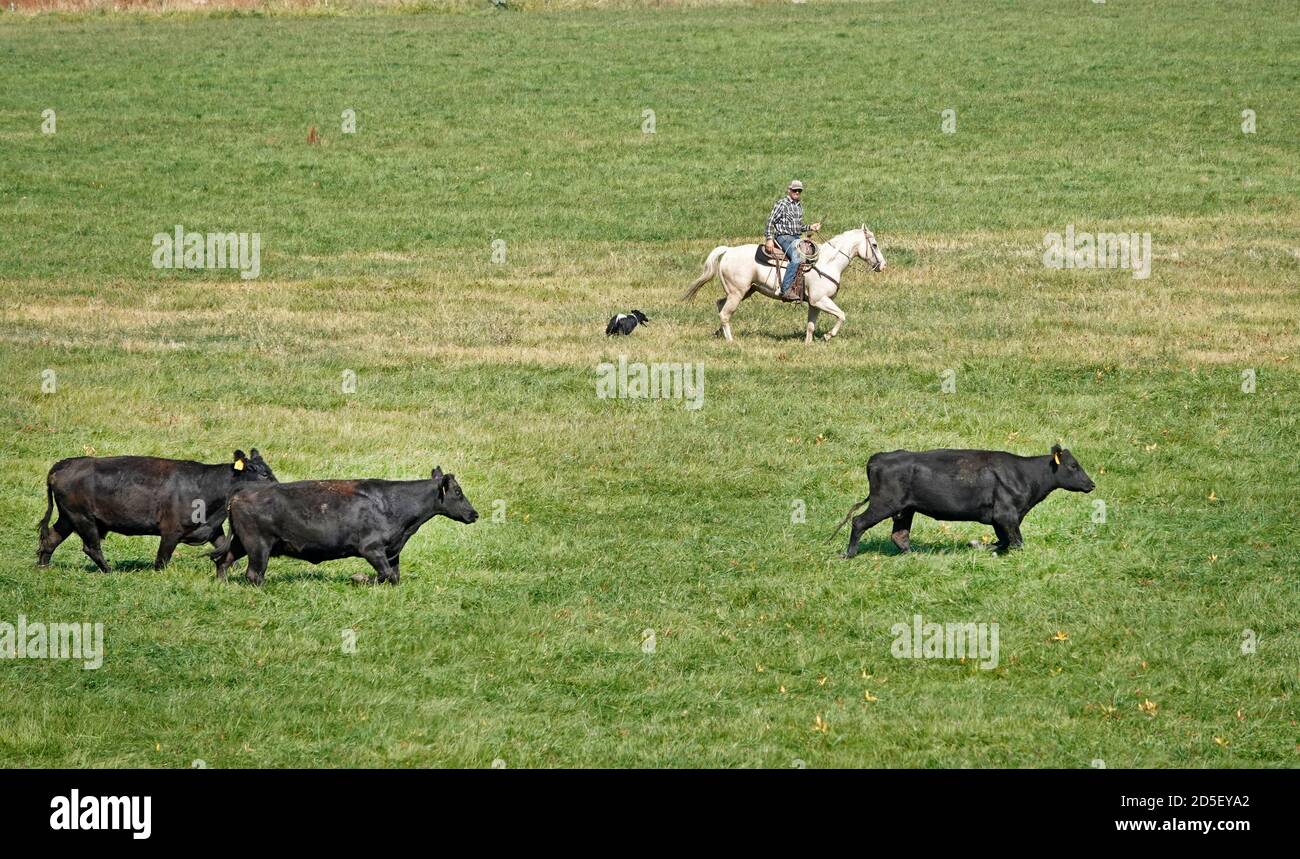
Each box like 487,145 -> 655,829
681,245 -> 727,301
830,493 -> 870,541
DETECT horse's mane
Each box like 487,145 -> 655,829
826,227 -> 862,246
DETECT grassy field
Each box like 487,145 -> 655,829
1,0 -> 1297,767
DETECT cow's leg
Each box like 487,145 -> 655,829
1006,520 -> 1025,551
214,533 -> 246,581
805,306 -> 821,345
841,502 -> 896,559
387,555 -> 401,585
812,296 -> 847,339
74,519 -> 111,573
153,507 -> 180,571
991,497 -> 1023,554
991,522 -> 1012,553
207,528 -> 229,577
890,509 -> 915,553
360,548 -> 396,585
154,531 -> 181,571
37,516 -> 74,566
63,511 -> 111,572
244,540 -> 270,586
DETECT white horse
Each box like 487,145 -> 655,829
681,226 -> 885,343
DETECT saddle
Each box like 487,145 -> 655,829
756,238 -> 819,302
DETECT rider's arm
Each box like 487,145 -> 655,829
764,203 -> 780,240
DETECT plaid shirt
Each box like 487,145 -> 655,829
765,194 -> 809,240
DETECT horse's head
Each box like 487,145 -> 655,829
858,225 -> 886,272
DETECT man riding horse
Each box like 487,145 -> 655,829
764,180 -> 822,298
681,192 -> 885,343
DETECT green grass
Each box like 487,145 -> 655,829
1,0 -> 1297,767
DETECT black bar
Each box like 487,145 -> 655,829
4,768 -> 1286,846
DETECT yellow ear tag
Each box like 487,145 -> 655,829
1053,452 -> 1061,465
233,459 -> 245,471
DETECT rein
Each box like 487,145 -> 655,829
811,264 -> 840,287
809,228 -> 862,286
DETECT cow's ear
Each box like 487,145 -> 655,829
431,466 -> 444,479
249,448 -> 261,460
232,451 -> 246,472
1051,444 -> 1063,467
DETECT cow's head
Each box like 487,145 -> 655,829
232,449 -> 277,483
431,466 -> 478,524
1049,444 -> 1095,493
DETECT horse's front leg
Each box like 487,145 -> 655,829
813,296 -> 847,339
805,306 -> 821,344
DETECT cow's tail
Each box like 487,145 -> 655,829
37,474 -> 56,544
681,245 -> 727,301
830,494 -> 870,541
208,532 -> 234,563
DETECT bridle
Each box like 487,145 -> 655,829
812,228 -> 883,283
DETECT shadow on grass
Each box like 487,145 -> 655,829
50,558 -> 156,573
841,536 -> 999,557
109,559 -> 157,572
46,544 -> 224,574
215,564 -> 356,587
753,329 -> 825,342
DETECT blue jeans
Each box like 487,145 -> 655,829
776,235 -> 801,293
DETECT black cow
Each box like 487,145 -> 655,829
211,466 -> 478,586
37,450 -> 277,572
835,445 -> 1095,557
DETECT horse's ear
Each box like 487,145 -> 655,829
860,223 -> 866,231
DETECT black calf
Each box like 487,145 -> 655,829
37,450 -> 276,572
836,445 -> 1095,557
212,466 -> 477,586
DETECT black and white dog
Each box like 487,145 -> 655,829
605,310 -> 649,336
